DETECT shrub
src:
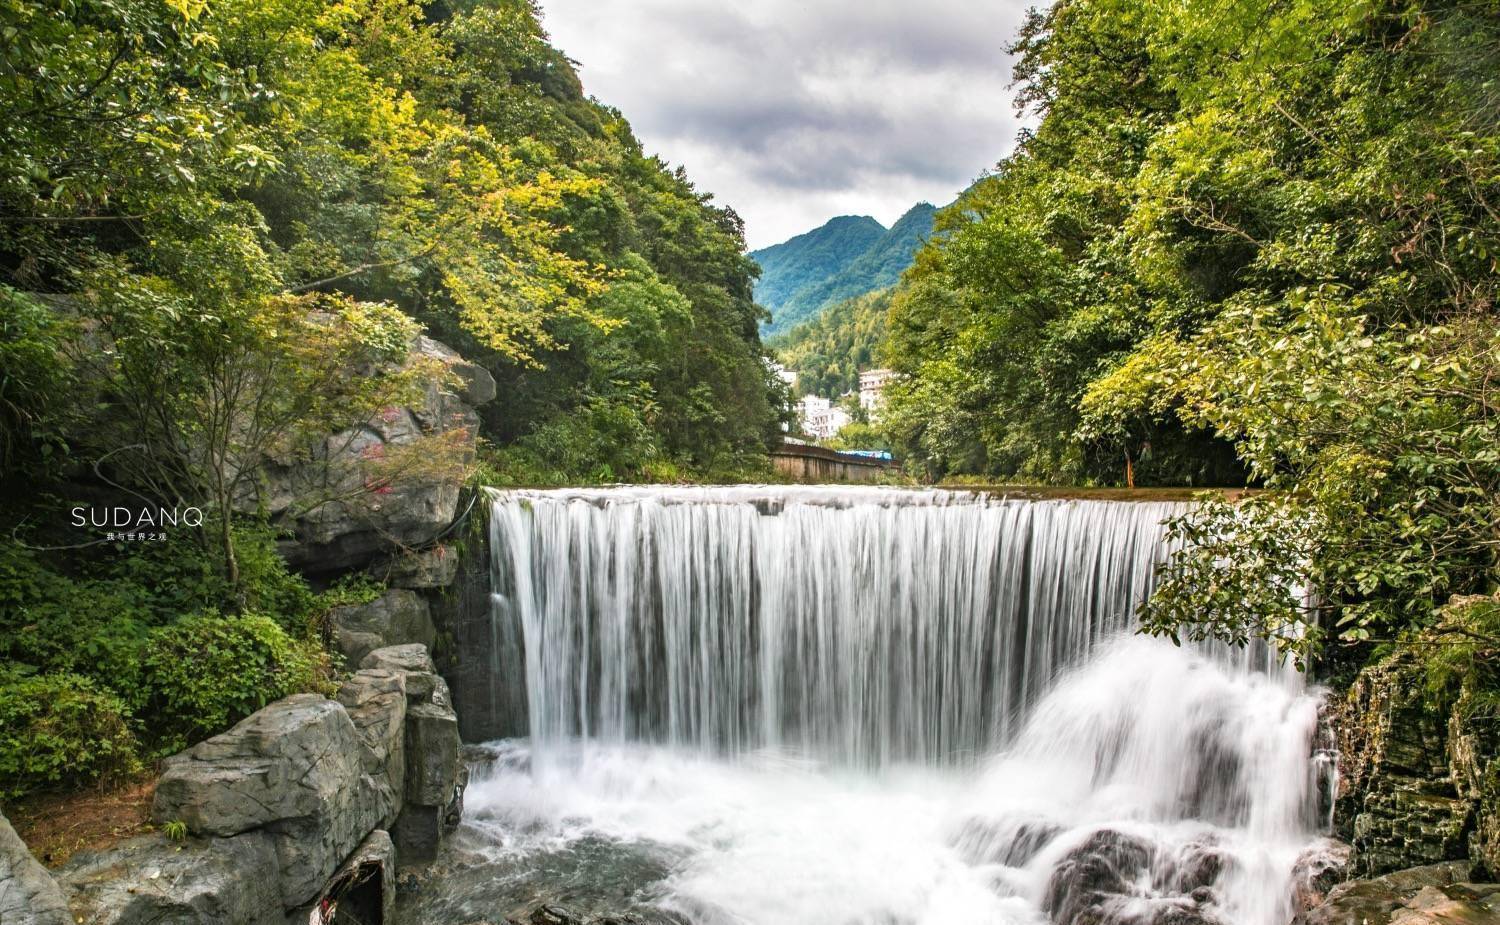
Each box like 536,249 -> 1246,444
0,671 -> 141,798
138,612 -> 329,756
1419,594 -> 1500,717
0,287 -> 76,482
0,544 -> 153,699
101,524 -> 318,631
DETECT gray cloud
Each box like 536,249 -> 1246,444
538,0 -> 1035,248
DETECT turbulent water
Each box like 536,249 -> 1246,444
415,486 -> 1334,925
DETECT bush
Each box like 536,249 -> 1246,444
0,287 -> 76,482
0,544 -> 153,699
138,612 -> 329,756
0,671 -> 141,798
1420,594 -> 1500,717
101,524 -> 318,632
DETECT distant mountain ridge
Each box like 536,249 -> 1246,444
752,203 -> 936,337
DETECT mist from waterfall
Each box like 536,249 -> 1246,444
463,486 -> 1332,925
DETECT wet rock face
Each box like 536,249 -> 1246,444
1043,830 -> 1154,924
1333,652 -> 1487,877
1040,830 -> 1227,925
1,812 -> 71,925
1448,694 -> 1500,879
1290,838 -> 1354,917
433,526 -> 529,744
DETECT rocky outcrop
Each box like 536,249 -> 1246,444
59,832 -> 283,925
360,644 -> 464,863
1448,685 -> 1500,878
362,641 -> 438,674
1333,638 -> 1500,878
256,334 -> 495,575
1290,838 -> 1354,916
1,811 -> 71,925
150,694 -> 385,907
330,588 -> 437,667
1299,860 -> 1500,925
59,643 -> 463,924
370,543 -> 460,589
337,669 -> 408,828
1039,829 -> 1225,925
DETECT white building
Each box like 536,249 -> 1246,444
770,361 -> 798,391
797,395 -> 851,441
858,368 -> 899,417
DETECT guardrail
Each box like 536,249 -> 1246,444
770,441 -> 902,483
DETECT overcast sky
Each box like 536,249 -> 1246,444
537,0 -> 1036,250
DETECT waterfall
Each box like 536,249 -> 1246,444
465,485 -> 1330,925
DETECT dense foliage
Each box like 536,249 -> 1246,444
0,0 -> 781,796
0,0 -> 780,497
0,531 -> 342,795
770,289 -> 892,398
753,205 -> 934,337
0,671 -> 140,799
882,0 -> 1500,653
138,612 -> 326,756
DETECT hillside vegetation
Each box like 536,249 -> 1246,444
770,290 -> 891,398
753,203 -> 935,336
883,0 -> 1499,659
0,0 -> 783,798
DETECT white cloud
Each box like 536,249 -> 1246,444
536,0 -> 1035,248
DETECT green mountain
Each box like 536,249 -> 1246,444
750,215 -> 885,321
752,203 -> 936,337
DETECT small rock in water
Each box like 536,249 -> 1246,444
1290,838 -> 1353,917
530,904 -> 584,925
1042,829 -> 1153,923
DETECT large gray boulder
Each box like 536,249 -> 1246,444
1,812 -> 71,925
330,589 -> 436,667
405,702 -> 461,808
414,335 -> 496,407
151,694 -> 384,908
337,669 -> 408,828
57,832 -> 282,925
250,334 -> 494,574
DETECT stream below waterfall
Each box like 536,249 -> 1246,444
398,486 -> 1336,925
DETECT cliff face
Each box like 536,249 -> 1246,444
1331,597 -> 1500,879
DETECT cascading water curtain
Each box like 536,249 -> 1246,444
486,486 -> 1284,766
